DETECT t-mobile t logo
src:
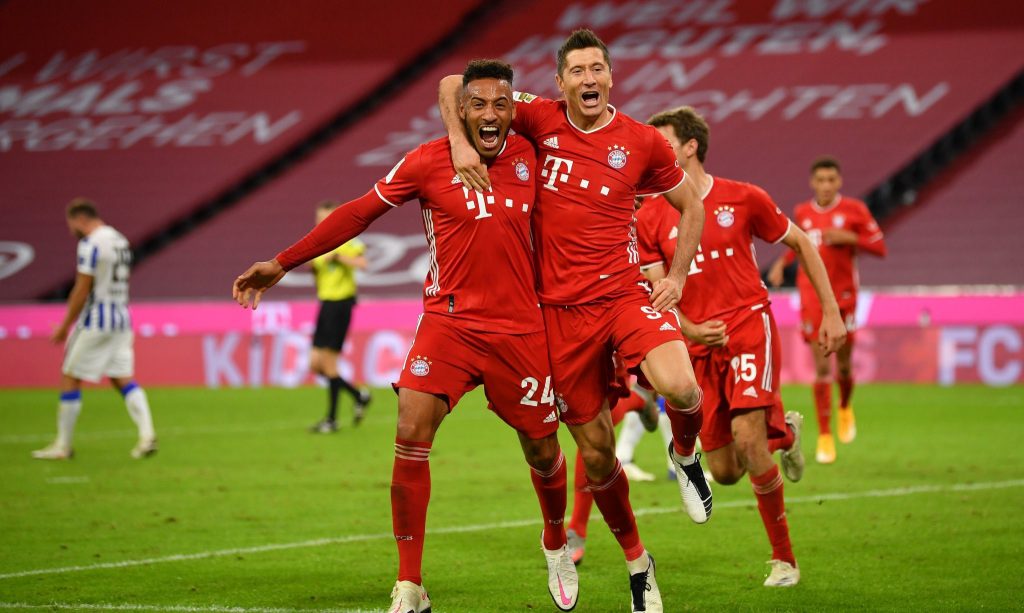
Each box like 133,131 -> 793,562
541,155 -> 574,192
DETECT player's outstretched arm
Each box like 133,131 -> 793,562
439,75 -> 490,191
652,178 -> 705,311
52,273 -> 93,343
780,225 -> 846,355
232,189 -> 391,310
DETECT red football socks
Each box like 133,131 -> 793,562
666,388 -> 703,457
813,381 -> 832,435
750,465 -> 796,566
838,375 -> 854,409
588,460 -> 644,561
531,450 -> 568,550
392,438 -> 432,584
568,450 -> 593,538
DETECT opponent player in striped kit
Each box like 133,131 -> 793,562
33,199 -> 157,460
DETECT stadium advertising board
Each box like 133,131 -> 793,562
1,292 -> 1021,388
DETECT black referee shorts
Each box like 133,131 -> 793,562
312,297 -> 355,351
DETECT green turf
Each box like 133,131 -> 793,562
1,384 -> 1022,612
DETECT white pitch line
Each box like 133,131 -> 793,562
1,478 -> 1021,582
0,421 -> 306,444
0,603 -> 382,613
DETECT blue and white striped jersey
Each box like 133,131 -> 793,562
76,225 -> 131,332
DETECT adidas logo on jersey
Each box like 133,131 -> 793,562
743,386 -> 758,398
543,411 -> 557,423
543,136 -> 559,149
659,321 -> 676,332
451,174 -> 462,184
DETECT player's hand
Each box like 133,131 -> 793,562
233,259 -> 286,310
50,324 -> 69,344
766,262 -> 785,288
822,228 -> 858,246
452,140 -> 490,192
650,276 -> 683,312
818,311 -> 848,356
684,320 -> 729,347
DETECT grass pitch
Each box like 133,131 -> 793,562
1,384 -> 1021,612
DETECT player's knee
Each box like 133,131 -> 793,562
522,437 -> 560,472
578,444 -> 615,477
661,380 -> 700,411
710,467 -> 742,485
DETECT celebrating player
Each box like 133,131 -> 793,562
767,157 -> 887,463
307,201 -> 372,433
233,60 -> 578,613
441,29 -> 709,613
639,106 -> 846,587
33,199 -> 157,461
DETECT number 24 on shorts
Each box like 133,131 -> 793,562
520,376 -> 555,406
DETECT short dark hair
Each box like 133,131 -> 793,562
66,198 -> 99,219
811,156 -> 841,175
647,106 -> 709,163
556,28 -> 611,76
317,200 -> 339,211
462,59 -> 514,88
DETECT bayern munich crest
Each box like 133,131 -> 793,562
410,356 -> 431,377
715,205 -> 735,228
514,160 -> 530,181
607,144 -> 630,169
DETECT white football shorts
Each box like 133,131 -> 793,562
62,328 -> 134,382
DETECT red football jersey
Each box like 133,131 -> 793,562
637,176 -> 791,329
375,135 -> 542,334
512,93 -> 686,305
791,195 -> 886,310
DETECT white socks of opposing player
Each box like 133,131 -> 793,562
615,411 -> 646,464
659,412 -> 675,471
56,390 -> 83,449
121,382 -> 155,440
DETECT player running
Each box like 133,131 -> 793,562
441,29 -> 709,613
638,106 -> 846,587
233,60 -> 578,613
767,157 -> 887,463
33,199 -> 157,461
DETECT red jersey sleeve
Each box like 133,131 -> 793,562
511,92 -> 553,139
637,126 -> 686,196
374,146 -> 423,206
747,185 -> 792,244
636,200 -> 667,270
852,202 -> 888,257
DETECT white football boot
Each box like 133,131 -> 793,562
627,552 -> 662,612
668,444 -> 713,523
388,580 -> 431,613
542,533 -> 579,610
622,461 -> 656,482
130,437 -> 158,459
779,411 -> 805,482
32,441 -> 73,460
764,560 -> 800,587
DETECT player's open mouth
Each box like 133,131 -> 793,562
478,125 -> 500,148
581,91 -> 600,107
